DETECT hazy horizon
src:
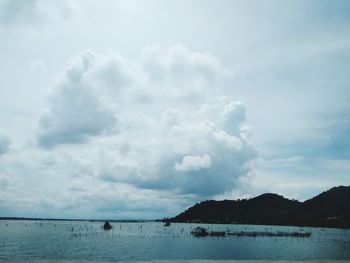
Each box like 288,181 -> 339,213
0,0 -> 349,220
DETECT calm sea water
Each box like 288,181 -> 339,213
0,220 -> 349,261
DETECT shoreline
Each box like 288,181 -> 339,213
1,260 -> 350,263
2,218 -> 350,230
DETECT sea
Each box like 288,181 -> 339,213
0,220 -> 349,262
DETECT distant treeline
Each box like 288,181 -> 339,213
0,217 -> 85,221
0,217 -> 150,223
168,185 -> 350,229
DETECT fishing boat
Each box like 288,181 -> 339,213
103,221 -> 112,230
164,221 -> 171,227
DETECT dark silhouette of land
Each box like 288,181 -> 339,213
168,186 -> 350,228
2,186 -> 349,229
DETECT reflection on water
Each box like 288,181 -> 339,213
0,220 -> 349,261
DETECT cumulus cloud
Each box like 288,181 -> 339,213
37,51 -> 118,148
18,45 -> 257,216
37,46 -> 232,148
175,154 -> 212,171
0,131 -> 11,155
36,47 -> 256,198
93,97 -> 256,198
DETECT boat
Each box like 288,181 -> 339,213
103,221 -> 112,230
164,221 -> 171,227
190,227 -> 209,237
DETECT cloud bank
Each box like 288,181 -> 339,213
1,0 -> 350,219
2,45 -> 256,218
36,46 -> 255,197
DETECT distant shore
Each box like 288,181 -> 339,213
1,260 -> 350,263
0,217 -> 151,222
2,217 -> 350,231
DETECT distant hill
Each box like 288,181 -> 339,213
169,186 -> 350,228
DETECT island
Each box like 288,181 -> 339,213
167,185 -> 350,228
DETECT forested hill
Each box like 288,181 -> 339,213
170,186 -> 350,228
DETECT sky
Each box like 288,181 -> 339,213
0,0 -> 349,219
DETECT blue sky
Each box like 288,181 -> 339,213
0,0 -> 349,219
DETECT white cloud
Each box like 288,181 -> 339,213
2,45 -> 256,217
37,46 -> 234,149
175,154 -> 212,171
33,47 -> 256,200
37,51 -> 118,148
196,98 -> 246,136
93,98 -> 256,197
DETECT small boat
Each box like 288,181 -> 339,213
164,221 -> 171,227
191,227 -> 209,237
103,221 -> 112,230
